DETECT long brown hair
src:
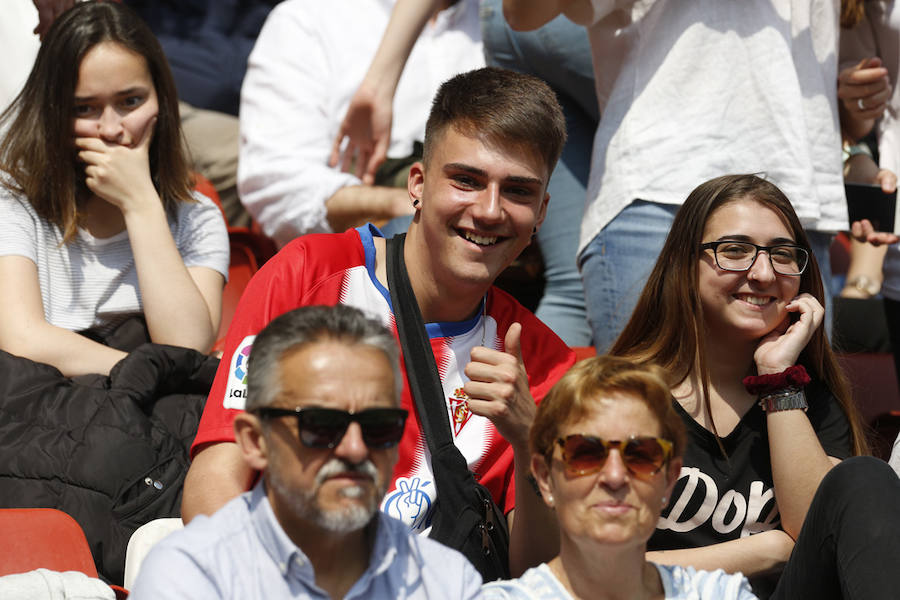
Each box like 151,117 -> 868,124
423,67 -> 567,178
611,174 -> 867,455
841,0 -> 866,29
0,1 -> 193,243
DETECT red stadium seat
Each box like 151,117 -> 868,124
0,508 -> 127,598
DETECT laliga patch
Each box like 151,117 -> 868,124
449,387 -> 473,436
223,335 -> 255,409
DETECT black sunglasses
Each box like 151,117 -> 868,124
252,406 -> 408,449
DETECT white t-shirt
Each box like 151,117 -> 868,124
0,188 -> 230,336
573,0 -> 846,258
237,0 -> 484,247
481,562 -> 757,600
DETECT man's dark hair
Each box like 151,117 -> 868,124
423,67 -> 566,177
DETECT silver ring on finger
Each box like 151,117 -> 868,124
858,98 -> 866,110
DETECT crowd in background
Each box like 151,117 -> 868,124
1,1 -> 900,599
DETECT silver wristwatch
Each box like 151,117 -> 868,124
758,388 -> 808,412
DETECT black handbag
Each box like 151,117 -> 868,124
385,234 -> 511,582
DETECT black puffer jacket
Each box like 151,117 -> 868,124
0,343 -> 217,583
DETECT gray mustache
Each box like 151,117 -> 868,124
314,458 -> 379,486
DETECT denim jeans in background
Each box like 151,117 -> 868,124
581,199 -> 834,353
580,200 -> 680,352
481,0 -> 598,346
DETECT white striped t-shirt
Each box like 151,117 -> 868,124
0,187 -> 230,336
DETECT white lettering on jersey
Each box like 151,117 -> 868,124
223,335 -> 255,409
382,476 -> 436,531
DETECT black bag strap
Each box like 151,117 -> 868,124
386,234 -> 511,581
385,234 -> 465,455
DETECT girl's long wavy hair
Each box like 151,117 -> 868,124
610,174 -> 868,456
0,1 -> 193,243
841,0 -> 866,29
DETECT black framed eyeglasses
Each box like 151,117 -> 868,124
556,434 -> 674,480
251,406 -> 408,449
700,241 -> 809,276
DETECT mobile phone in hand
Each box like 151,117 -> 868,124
845,182 -> 899,233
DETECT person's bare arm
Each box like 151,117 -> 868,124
753,295 -> 836,539
181,442 -> 255,523
465,324 -> 559,574
647,529 -> 795,578
0,255 -> 127,376
841,158 -> 893,296
77,125 -> 224,353
329,0 -> 438,184
765,412 -> 841,538
325,185 -> 414,232
505,456 -> 560,575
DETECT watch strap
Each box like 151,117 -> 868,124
758,387 -> 808,412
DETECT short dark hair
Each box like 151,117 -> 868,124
422,67 -> 566,178
246,305 -> 402,412
0,0 -> 193,243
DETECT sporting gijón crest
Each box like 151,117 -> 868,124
449,387 -> 473,436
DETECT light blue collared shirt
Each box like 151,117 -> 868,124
130,481 -> 482,599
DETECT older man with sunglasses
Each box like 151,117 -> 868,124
130,305 -> 482,598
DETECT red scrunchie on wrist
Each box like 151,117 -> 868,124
742,365 -> 811,395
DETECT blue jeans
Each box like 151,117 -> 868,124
481,0 -> 597,346
580,201 -> 680,352
581,200 -> 834,352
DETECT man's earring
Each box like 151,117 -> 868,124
412,198 -> 420,208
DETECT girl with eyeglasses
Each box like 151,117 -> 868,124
482,356 -> 757,599
0,1 -> 229,377
608,174 -> 900,598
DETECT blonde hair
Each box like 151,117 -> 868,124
531,355 -> 687,462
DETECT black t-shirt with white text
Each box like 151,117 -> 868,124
649,378 -> 853,551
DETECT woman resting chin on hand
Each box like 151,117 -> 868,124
0,1 -> 228,377
609,174 -> 900,598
